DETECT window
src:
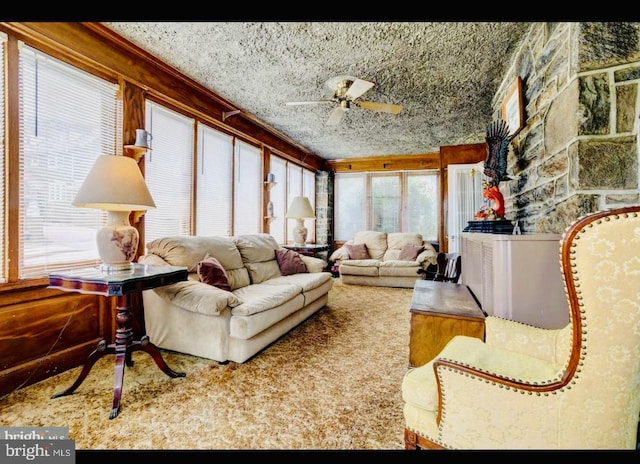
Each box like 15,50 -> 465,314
268,155 -> 287,244
233,140 -> 261,235
0,33 -> 5,282
334,170 -> 438,242
18,43 -> 120,278
335,173 -> 366,241
144,102 -> 194,242
371,173 -> 400,231
196,125 -> 233,236
269,154 -> 316,244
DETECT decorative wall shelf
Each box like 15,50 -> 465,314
264,216 -> 276,224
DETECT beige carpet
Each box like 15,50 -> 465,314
0,279 -> 415,450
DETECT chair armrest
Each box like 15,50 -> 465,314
485,316 -> 572,364
328,240 -> 353,262
152,280 -> 242,316
300,255 -> 327,273
433,350 -> 567,449
417,241 -> 438,267
138,253 -> 170,266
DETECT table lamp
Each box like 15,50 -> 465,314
72,154 -> 156,272
285,196 -> 315,245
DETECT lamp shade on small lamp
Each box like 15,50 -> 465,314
285,196 -> 316,245
73,154 -> 156,272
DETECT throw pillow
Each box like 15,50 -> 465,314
275,248 -> 308,276
344,243 -> 369,260
197,254 -> 231,292
399,244 -> 425,261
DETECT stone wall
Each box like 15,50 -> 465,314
315,171 -> 333,246
494,22 -> 640,233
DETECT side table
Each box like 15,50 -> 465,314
409,279 -> 485,368
48,263 -> 188,419
281,243 -> 330,258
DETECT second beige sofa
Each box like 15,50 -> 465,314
329,231 -> 438,288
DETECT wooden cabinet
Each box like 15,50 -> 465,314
460,232 -> 569,329
409,280 -> 485,367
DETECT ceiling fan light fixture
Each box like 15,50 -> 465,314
340,100 -> 350,111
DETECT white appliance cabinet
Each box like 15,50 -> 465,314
460,232 -> 569,329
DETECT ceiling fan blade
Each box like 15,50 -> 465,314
286,100 -> 335,106
345,78 -> 375,100
326,106 -> 346,126
357,100 -> 403,114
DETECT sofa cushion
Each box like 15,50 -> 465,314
378,261 -> 422,277
197,254 -> 232,291
344,243 -> 370,260
152,280 -> 242,316
339,260 -> 380,277
399,244 -> 425,261
387,232 -> 424,250
275,248 -> 308,275
233,234 -> 280,263
231,282 -> 302,316
353,231 -> 387,260
261,271 -> 332,292
146,235 -> 244,273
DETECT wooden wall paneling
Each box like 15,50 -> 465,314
327,153 -> 440,172
0,292 -> 106,396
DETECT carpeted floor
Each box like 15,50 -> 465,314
0,279 -> 415,450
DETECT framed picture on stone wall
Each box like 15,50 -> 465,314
501,76 -> 524,136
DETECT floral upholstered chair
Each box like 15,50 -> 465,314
401,206 -> 640,449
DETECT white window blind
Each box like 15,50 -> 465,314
144,102 -> 194,242
286,164 -> 303,241
334,173 -> 366,241
303,168 -> 316,243
371,173 -> 400,232
196,125 -> 233,236
233,140 -> 261,235
0,33 -> 5,282
19,43 -> 120,278
406,171 -> 439,242
268,155 -> 287,244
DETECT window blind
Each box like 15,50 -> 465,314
144,101 -> 194,242
196,124 -> 233,236
233,140 -> 261,235
268,155 -> 287,244
0,33 -> 5,282
18,43 -> 120,278
303,168 -> 316,243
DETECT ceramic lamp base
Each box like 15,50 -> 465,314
96,210 -> 139,272
292,219 -> 308,246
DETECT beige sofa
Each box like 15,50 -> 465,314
138,234 -> 333,363
329,231 -> 438,288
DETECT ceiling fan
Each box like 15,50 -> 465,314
286,76 -> 403,126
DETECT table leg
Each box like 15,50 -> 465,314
52,293 -> 185,420
136,335 -> 186,378
50,340 -> 109,398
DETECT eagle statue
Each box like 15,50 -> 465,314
483,119 -> 512,187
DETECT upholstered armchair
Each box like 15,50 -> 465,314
402,206 -> 640,449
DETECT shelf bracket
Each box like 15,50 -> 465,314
222,110 -> 241,121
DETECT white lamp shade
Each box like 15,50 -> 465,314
285,196 -> 315,219
72,154 -> 156,211
72,154 -> 155,272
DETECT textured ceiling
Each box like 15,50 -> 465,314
104,22 -> 531,161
